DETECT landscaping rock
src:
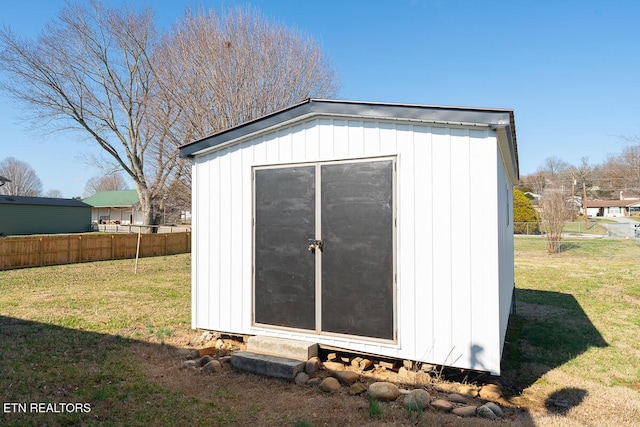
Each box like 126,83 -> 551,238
294,372 -> 310,385
359,358 -> 373,370
398,367 -> 417,381
477,405 -> 497,420
431,399 -> 453,412
452,406 -> 477,417
457,384 -> 479,398
479,383 -> 503,401
402,389 -> 431,411
185,349 -> 200,360
305,357 -> 322,375
323,361 -> 345,371
218,356 -> 232,364
368,382 -> 400,401
202,360 -> 222,373
319,377 -> 341,393
196,355 -> 213,367
348,382 -> 367,396
434,382 -> 458,393
331,370 -> 359,385
481,402 -> 504,418
448,393 -> 467,404
198,346 -> 218,357
181,360 -> 197,369
378,361 -> 395,370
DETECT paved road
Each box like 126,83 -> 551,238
602,217 -> 640,238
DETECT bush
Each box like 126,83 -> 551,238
514,189 -> 539,234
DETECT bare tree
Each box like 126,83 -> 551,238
0,2 -> 339,230
83,173 -> 128,197
0,157 -> 42,196
0,2 -> 162,226
520,170 -> 548,195
155,7 -> 339,140
150,7 -> 338,223
539,189 -> 572,253
44,189 -> 63,198
616,144 -> 640,192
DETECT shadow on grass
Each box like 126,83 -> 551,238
501,288 -> 607,396
558,242 -> 580,252
0,315 -> 237,426
546,388 -> 588,415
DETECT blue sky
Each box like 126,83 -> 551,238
1,0 -> 639,197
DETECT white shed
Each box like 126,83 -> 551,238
179,99 -> 519,375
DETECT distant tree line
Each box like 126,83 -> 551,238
518,140 -> 640,199
0,156 -> 130,199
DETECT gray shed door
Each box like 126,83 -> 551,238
253,158 -> 395,341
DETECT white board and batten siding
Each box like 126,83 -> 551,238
185,100 -> 518,375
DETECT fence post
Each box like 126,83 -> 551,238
78,236 -> 82,261
111,235 -> 115,260
39,238 -> 43,267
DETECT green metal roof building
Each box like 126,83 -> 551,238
0,195 -> 92,236
83,190 -> 142,225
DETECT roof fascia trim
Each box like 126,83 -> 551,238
179,99 -> 516,158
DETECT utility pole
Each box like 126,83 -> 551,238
583,181 -> 588,228
571,175 -> 576,221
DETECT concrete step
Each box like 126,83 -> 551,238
246,336 -> 318,361
231,351 -> 306,380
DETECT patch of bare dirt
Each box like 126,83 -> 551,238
132,330 -> 640,426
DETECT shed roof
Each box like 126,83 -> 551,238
178,99 -> 519,180
82,190 -> 139,208
0,195 -> 90,208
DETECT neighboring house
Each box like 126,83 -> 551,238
619,191 -> 640,200
629,200 -> 640,216
0,195 -> 91,236
83,190 -> 142,225
585,198 -> 640,217
179,99 -> 519,375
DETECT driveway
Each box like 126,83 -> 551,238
602,217 -> 640,238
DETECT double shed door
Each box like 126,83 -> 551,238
253,158 -> 395,341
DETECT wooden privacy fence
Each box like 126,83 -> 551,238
0,232 -> 191,270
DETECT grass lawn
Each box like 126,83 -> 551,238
1,240 -> 640,426
512,238 -> 640,389
508,237 -> 640,425
561,220 -> 609,235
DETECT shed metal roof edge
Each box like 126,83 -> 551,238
179,99 -> 518,176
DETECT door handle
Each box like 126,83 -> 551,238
307,239 -> 323,252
